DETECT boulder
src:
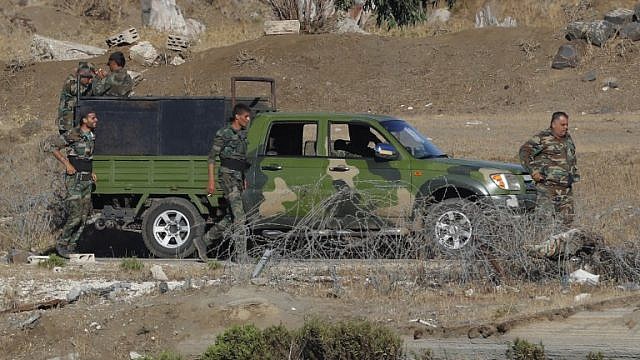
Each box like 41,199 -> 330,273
429,9 -> 451,23
335,17 -> 367,34
566,20 -> 617,47
620,22 -> 640,41
636,3 -> 640,21
30,35 -> 106,62
552,44 -> 580,70
150,264 -> 169,281
129,41 -> 159,66
475,4 -> 517,28
604,8 -> 634,25
141,0 -> 205,39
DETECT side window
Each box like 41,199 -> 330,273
329,122 -> 387,158
265,122 -> 318,157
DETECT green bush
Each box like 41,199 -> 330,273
586,352 -> 604,360
506,338 -> 546,360
120,257 -> 144,271
202,324 -> 267,360
201,319 -> 404,360
38,254 -> 66,269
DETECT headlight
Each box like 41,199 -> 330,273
490,173 -> 521,191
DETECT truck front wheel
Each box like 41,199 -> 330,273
424,198 -> 478,251
142,198 -> 203,258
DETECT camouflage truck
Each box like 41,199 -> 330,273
76,77 -> 536,258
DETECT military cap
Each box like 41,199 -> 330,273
77,62 -> 95,77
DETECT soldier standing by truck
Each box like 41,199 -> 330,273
92,51 -> 134,97
49,109 -> 98,257
57,62 -> 95,134
197,103 -> 251,262
519,111 -> 579,227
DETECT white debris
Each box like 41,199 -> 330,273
30,35 -> 106,62
464,288 -> 475,297
409,318 -> 438,328
170,55 -> 186,66
569,269 -> 600,285
429,9 -> 451,23
129,352 -> 144,360
129,41 -> 159,66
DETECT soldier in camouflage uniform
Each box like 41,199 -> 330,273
49,109 -> 98,257
57,62 -> 95,134
197,103 -> 252,262
91,51 -> 134,97
519,111 -> 580,227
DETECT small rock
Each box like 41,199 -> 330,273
8,249 -> 36,264
582,70 -> 597,82
552,44 -> 579,69
334,17 -> 367,34
150,265 -> 169,281
170,55 -> 185,66
52,266 -> 62,273
20,312 -> 42,330
620,22 -> 640,41
468,326 -> 481,339
129,352 -> 144,360
574,293 -> 592,303
534,295 -> 551,302
464,288 -> 474,297
158,281 -> 169,294
603,8 -> 635,25
250,277 -> 269,286
129,41 -> 159,66
603,77 -> 619,89
66,287 -> 84,303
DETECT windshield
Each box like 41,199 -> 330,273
381,119 -> 447,159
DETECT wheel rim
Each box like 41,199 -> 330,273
434,210 -> 473,250
152,210 -> 191,249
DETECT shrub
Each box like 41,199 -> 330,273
506,338 -> 546,360
202,324 -> 267,360
120,257 -> 144,271
38,254 -> 66,269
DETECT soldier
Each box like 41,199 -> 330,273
519,111 -> 579,226
57,62 -> 95,134
197,103 -> 251,262
92,51 -> 134,97
49,109 -> 98,257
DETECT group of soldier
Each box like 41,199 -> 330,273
48,52 -> 582,262
50,52 -> 133,257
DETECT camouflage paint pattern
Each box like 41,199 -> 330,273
58,74 -> 92,134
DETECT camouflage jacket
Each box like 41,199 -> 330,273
208,124 -> 248,174
49,126 -> 95,161
91,68 -> 133,97
58,74 -> 92,123
519,128 -> 579,187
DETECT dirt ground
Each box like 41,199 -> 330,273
1,0 -> 640,359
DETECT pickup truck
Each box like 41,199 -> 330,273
76,77 -> 536,258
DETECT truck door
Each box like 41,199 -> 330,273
324,121 -> 412,230
246,120 -> 326,227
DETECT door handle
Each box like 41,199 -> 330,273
329,165 -> 350,172
261,164 -> 282,171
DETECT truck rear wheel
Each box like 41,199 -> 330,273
142,197 -> 203,258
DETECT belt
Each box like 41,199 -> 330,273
75,172 -> 93,181
68,156 -> 93,173
220,158 -> 249,172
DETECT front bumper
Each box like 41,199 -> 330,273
488,194 -> 537,212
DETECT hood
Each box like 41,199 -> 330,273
429,158 -> 527,175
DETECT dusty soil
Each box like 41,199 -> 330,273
2,0 -> 640,359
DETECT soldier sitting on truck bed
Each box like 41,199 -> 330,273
92,51 -> 134,97
197,103 -> 252,262
57,62 -> 95,134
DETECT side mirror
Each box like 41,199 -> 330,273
374,143 -> 398,160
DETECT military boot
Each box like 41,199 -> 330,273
193,236 -> 209,263
56,241 -> 70,259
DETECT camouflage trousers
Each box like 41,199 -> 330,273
205,170 -> 247,260
58,174 -> 93,250
536,183 -> 574,226
58,111 -> 74,134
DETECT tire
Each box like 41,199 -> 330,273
424,198 -> 478,251
142,197 -> 204,258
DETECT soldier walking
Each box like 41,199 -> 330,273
519,111 -> 579,226
49,109 -> 98,257
57,62 -> 95,134
92,51 -> 134,97
196,104 -> 251,262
